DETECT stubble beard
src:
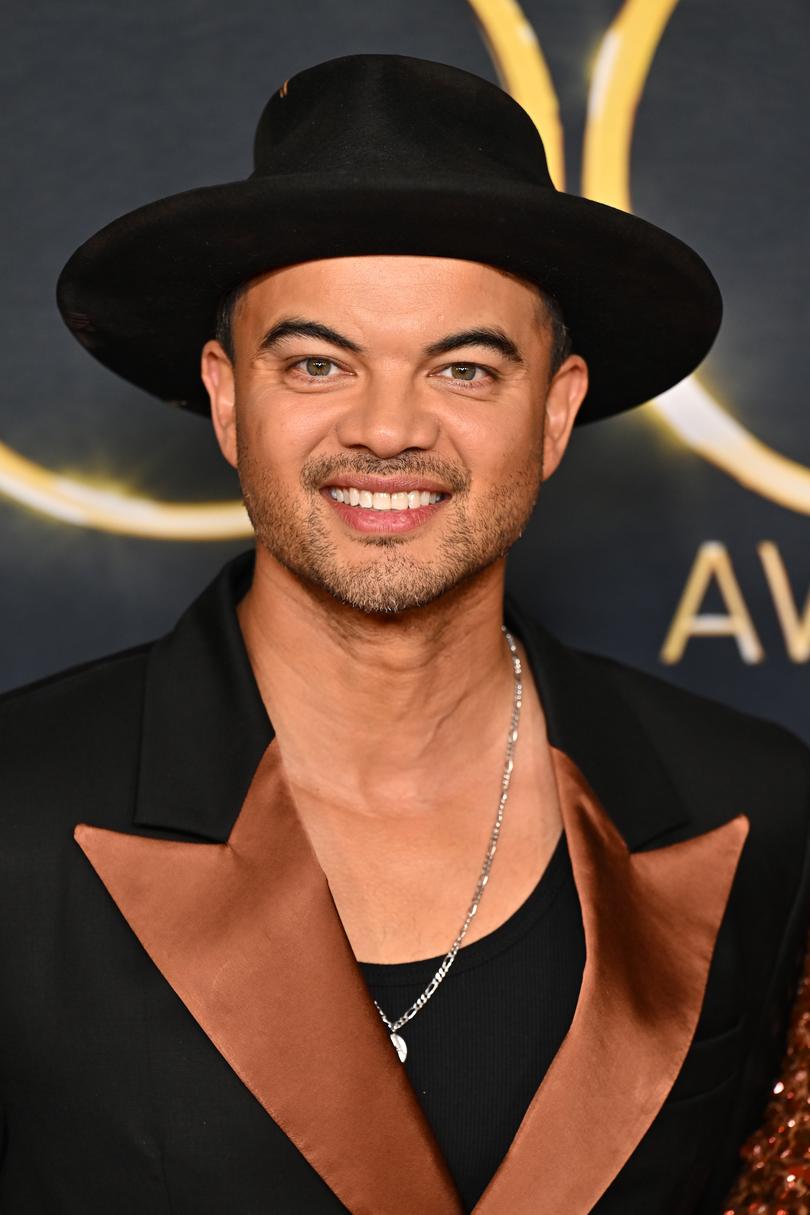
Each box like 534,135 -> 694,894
237,439 -> 544,616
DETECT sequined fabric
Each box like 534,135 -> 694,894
723,940 -> 810,1214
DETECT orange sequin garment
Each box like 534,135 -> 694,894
723,940 -> 810,1214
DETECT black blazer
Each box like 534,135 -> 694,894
1,550 -> 809,1215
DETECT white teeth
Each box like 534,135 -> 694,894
329,486 -> 444,510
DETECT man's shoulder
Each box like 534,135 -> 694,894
578,645 -> 810,827
586,645 -> 808,762
0,643 -> 160,853
0,641 -> 154,776
510,597 -> 809,788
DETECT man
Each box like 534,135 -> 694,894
1,52 -> 809,1215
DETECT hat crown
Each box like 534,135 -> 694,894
251,53 -> 554,188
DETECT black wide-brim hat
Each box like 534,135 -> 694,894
56,53 -> 722,425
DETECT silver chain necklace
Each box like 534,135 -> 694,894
373,625 -> 523,1063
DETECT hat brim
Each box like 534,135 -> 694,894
56,174 -> 722,424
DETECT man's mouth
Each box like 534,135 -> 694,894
318,475 -> 452,533
326,486 -> 446,512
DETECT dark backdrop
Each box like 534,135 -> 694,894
2,0 -> 808,740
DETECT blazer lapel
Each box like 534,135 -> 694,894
473,747 -> 749,1214
75,738 -> 748,1215
76,738 -> 464,1215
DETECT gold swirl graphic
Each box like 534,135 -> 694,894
466,0 -> 565,189
579,0 -> 810,514
0,441 -> 249,539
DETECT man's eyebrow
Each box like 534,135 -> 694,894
256,318 -> 365,356
256,317 -> 524,364
422,327 -> 525,365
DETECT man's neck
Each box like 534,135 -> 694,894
236,547 -> 521,818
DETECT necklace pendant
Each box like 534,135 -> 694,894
390,1032 -> 407,1063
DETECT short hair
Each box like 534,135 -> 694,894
214,279 -> 250,363
536,289 -> 573,377
214,275 -> 572,375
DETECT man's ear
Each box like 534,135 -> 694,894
201,340 -> 237,469
542,355 -> 589,480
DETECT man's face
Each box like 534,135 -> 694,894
203,255 -> 587,615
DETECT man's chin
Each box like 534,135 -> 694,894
267,548 -> 503,617
298,568 -> 460,617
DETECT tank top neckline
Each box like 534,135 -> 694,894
357,827 -> 571,985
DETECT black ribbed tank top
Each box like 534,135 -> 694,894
358,829 -> 585,1212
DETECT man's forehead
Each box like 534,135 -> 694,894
236,254 -> 548,333
242,254 -> 543,300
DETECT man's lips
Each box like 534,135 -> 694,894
319,485 -> 450,534
320,473 -> 453,496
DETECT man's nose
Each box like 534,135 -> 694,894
333,372 -> 441,458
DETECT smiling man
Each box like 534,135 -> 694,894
211,256 -> 583,619
2,53 -> 810,1215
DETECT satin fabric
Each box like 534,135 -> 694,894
75,738 -> 748,1214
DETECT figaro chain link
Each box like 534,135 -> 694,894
373,626 -> 523,1057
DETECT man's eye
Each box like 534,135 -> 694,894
291,356 -> 340,378
287,357 -> 493,384
436,363 -> 493,385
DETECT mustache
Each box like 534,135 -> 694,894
300,453 -> 470,495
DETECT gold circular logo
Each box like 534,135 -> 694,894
1,0 -> 806,538
484,0 -> 810,514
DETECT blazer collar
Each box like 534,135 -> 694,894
504,594 -> 688,849
134,549 -> 688,849
133,550 -> 272,840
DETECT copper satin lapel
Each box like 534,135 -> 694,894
473,746 -> 749,1215
74,739 -> 463,1215
76,733 -> 749,1215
